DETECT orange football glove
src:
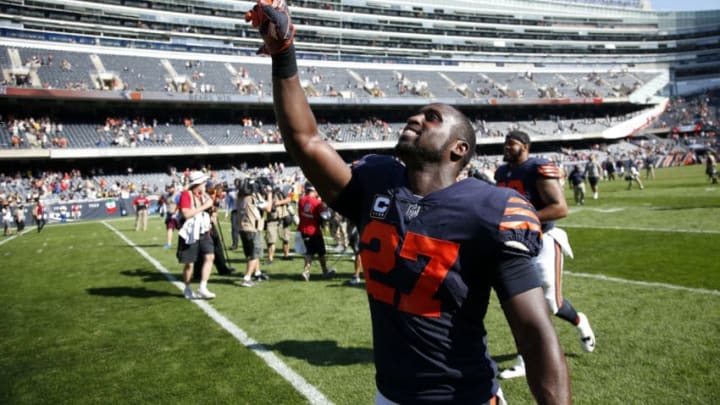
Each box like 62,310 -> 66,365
245,0 -> 296,56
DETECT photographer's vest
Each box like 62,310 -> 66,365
267,191 -> 288,222
238,193 -> 264,232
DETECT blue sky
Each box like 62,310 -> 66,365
651,0 -> 719,11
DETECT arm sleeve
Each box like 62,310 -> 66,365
491,190 -> 543,302
497,193 -> 543,258
537,161 -> 562,179
178,191 -> 191,210
493,255 -> 541,302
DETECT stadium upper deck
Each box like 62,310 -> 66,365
0,0 -> 716,164
0,0 -> 717,69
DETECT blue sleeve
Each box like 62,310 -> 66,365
330,155 -> 401,226
493,255 -> 541,302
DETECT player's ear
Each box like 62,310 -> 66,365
450,138 -> 469,162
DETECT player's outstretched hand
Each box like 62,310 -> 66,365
245,0 -> 296,56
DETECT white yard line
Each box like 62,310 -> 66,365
0,227 -> 36,245
103,221 -> 334,405
565,271 -> 720,296
562,223 -> 720,234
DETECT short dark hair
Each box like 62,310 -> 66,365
506,130 -> 531,146
452,108 -> 476,168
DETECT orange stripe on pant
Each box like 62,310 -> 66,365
554,240 -> 563,308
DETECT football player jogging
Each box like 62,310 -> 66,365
494,130 -> 596,380
246,1 -> 571,403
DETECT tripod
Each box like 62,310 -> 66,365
215,217 -> 232,267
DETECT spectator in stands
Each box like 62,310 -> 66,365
176,171 -> 216,299
132,191 -> 150,231
297,184 -> 335,281
584,155 -> 602,200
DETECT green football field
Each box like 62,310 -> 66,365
1,164 -> 719,404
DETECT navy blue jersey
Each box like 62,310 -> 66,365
330,155 -> 542,404
494,157 -> 561,232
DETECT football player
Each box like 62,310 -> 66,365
246,1 -> 571,403
494,130 -> 596,380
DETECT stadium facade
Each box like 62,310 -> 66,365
0,0 -> 718,168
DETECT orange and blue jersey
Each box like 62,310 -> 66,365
494,157 -> 561,232
330,155 -> 542,404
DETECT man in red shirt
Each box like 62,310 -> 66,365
297,183 -> 335,281
32,198 -> 46,233
132,191 -> 150,231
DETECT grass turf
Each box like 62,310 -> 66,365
1,164 -> 719,404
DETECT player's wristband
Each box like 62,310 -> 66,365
272,44 -> 298,79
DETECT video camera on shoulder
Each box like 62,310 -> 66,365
235,176 -> 274,196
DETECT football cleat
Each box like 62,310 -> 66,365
577,312 -> 596,353
498,355 -> 526,380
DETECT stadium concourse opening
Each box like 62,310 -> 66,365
0,96 -> 646,174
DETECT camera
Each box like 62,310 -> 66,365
235,175 -> 273,195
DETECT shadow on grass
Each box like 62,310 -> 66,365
650,205 -> 720,211
121,268 -> 170,282
254,339 -> 373,366
491,351 -> 580,365
87,286 -> 178,298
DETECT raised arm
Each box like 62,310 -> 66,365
503,287 -> 571,404
247,0 -> 351,204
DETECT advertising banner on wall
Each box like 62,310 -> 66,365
21,198 -> 160,224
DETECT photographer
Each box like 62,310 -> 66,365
162,183 -> 180,249
236,176 -> 273,287
176,171 -> 216,300
192,182 -> 236,279
264,182 -> 293,263
297,183 -> 335,281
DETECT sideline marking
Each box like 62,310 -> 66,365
103,221 -> 334,405
0,228 -> 36,246
568,207 -> 625,214
561,223 -> 720,234
566,271 -> 720,296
